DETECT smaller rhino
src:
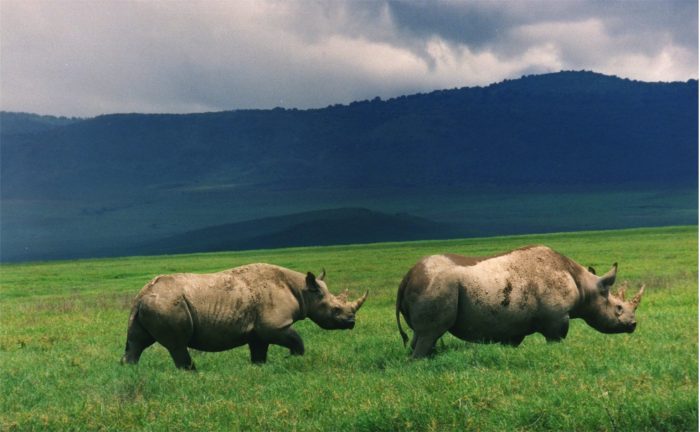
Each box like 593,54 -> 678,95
121,264 -> 368,369
396,246 -> 645,358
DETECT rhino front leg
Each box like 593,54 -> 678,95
248,335 -> 270,364
267,326 -> 305,357
541,315 -> 569,343
501,334 -> 526,347
168,346 -> 196,370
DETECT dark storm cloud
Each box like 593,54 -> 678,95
1,0 -> 696,117
375,0 -> 698,74
385,1 -> 697,52
388,1 -> 511,49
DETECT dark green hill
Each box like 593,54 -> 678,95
2,71 -> 697,200
0,112 -> 81,135
140,208 -> 457,255
1,71 -> 697,262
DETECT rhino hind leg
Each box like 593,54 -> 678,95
121,312 -> 156,365
138,294 -> 196,369
404,280 -> 459,359
411,331 -> 442,359
408,299 -> 457,359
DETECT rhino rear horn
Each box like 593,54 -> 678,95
617,280 -> 629,300
631,284 -> 645,309
337,289 -> 349,301
351,290 -> 369,312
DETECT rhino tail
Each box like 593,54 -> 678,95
123,298 -> 142,351
396,274 -> 410,347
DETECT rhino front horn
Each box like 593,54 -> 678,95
351,290 -> 369,312
631,284 -> 645,309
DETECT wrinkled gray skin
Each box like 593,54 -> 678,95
122,264 -> 368,369
396,246 -> 645,359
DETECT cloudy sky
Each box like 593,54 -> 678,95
1,0 -> 697,117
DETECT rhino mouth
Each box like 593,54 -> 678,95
626,322 -> 637,333
340,319 -> 356,330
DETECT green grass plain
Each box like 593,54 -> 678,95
1,226 -> 697,431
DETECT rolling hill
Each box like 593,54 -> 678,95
139,208 -> 458,256
0,71 -> 697,261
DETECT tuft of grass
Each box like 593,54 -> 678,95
0,226 -> 697,430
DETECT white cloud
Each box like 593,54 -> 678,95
0,0 -> 696,116
603,45 -> 698,82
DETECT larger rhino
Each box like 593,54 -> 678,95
396,245 -> 644,358
122,264 -> 368,369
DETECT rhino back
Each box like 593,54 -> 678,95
141,264 -> 302,352
449,246 -> 582,340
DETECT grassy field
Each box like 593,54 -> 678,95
1,226 -> 697,430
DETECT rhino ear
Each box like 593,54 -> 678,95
306,272 -> 320,292
318,268 -> 326,281
588,266 -> 597,275
598,263 -> 617,293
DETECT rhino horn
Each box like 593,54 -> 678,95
616,280 -> 629,301
337,289 -> 349,301
631,284 -> 645,309
350,290 -> 369,312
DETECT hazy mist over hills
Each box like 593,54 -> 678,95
1,71 -> 697,261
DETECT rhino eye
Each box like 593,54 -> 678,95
332,306 -> 341,315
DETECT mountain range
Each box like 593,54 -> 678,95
1,71 -> 697,261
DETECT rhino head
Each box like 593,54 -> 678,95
581,263 -> 645,334
304,270 -> 368,330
